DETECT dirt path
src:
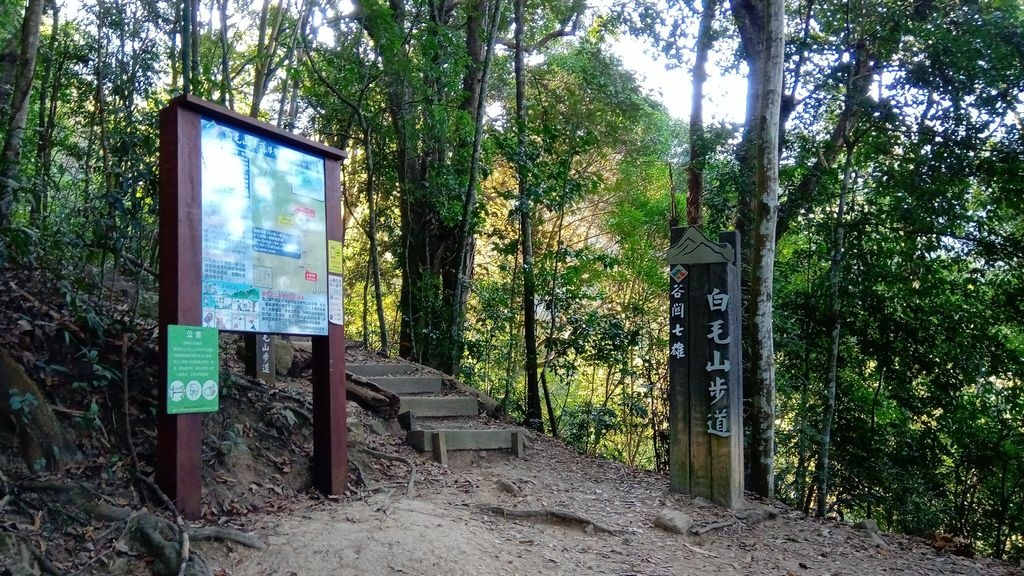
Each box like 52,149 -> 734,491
201,431 -> 1011,576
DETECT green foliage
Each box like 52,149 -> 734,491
8,390 -> 39,418
70,347 -> 119,390
561,403 -> 618,455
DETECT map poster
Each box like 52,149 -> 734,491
199,117 -> 329,335
166,325 -> 219,414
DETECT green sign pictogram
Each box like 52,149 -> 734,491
167,324 -> 220,414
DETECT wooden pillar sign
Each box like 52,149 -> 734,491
158,95 -> 347,518
244,333 -> 277,385
667,226 -> 743,509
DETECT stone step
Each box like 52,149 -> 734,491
366,376 -> 444,395
399,396 -> 478,417
407,429 -> 526,465
346,363 -> 418,378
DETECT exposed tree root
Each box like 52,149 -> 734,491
479,505 -> 621,535
689,519 -> 738,535
682,541 -> 718,557
135,475 -> 191,576
188,526 -> 265,550
362,448 -> 417,498
12,479 -> 263,576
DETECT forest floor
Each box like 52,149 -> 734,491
200,393 -> 1018,576
0,270 -> 1018,576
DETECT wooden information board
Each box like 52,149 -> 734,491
158,95 -> 347,518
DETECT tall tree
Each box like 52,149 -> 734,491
687,0 -> 716,228
350,0 -> 565,374
452,0 -> 504,371
0,0 -> 45,231
815,139 -> 852,517
514,0 -> 543,431
732,0 -> 785,498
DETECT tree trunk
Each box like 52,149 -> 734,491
776,41 -> 873,242
452,0 -> 503,373
687,0 -> 717,228
353,0 -> 480,374
190,0 -> 200,89
541,369 -> 558,437
0,349 -> 76,472
816,142 -> 851,517
218,0 -> 233,107
539,208 -> 566,437
732,0 -> 785,499
250,0 -> 285,117
0,0 -> 45,230
515,0 -> 543,431
31,4 -> 61,224
181,0 -> 192,94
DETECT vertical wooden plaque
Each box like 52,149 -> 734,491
667,226 -> 743,509
244,333 -> 277,385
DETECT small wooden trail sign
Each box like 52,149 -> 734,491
667,226 -> 743,509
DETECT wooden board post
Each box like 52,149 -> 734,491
158,95 -> 347,517
667,226 -> 744,509
158,101 -> 204,519
312,156 -> 348,494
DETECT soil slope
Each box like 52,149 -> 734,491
201,420 -> 1014,576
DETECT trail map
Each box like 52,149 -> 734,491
199,118 -> 328,335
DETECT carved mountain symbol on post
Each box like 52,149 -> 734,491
667,227 -> 735,265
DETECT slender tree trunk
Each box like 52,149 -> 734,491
181,0 -> 192,94
501,249 -> 521,410
452,0 -> 503,373
363,120 -> 389,352
362,255 -> 372,344
219,0 -> 233,107
0,0 -> 45,230
776,41 -> 874,241
732,0 -> 785,499
515,0 -> 543,431
687,0 -> 717,229
794,241 -> 814,508
31,4 -> 61,224
541,369 -> 558,437
250,0 -> 286,117
539,208 -> 565,437
816,143 -> 851,517
190,0 -> 200,88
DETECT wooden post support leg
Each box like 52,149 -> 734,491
432,432 -> 448,466
157,102 -> 203,520
156,413 -> 202,519
511,431 -> 525,458
311,334 -> 347,494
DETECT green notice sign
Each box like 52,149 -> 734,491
167,324 -> 220,414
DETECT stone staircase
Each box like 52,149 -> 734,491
346,360 -> 526,465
